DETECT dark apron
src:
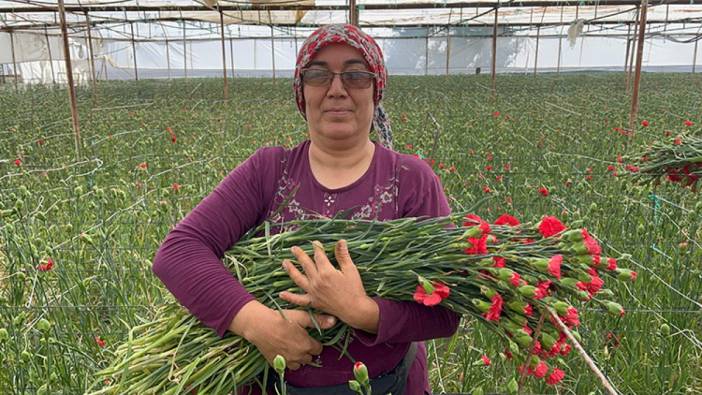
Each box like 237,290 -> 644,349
266,342 -> 419,395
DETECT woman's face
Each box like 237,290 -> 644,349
303,43 -> 375,145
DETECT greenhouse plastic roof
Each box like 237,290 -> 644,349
1,0 -> 702,31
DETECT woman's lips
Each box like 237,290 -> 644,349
325,109 -> 352,116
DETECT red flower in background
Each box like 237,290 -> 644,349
510,272 -> 522,287
14,158 -> 21,167
548,255 -> 563,279
524,304 -> 534,316
413,281 -> 451,306
538,216 -> 566,238
581,228 -> 602,256
562,307 -> 580,327
503,163 -> 511,172
37,257 -> 54,272
137,162 -> 148,170
684,119 -> 694,127
492,111 -> 501,118
484,294 -> 503,321
481,355 -> 491,366
95,336 -> 106,348
546,368 -> 565,385
494,213 -> 520,227
533,360 -> 549,378
641,120 -> 649,127
538,186 -> 549,197
482,185 -> 492,194
673,136 -> 682,145
171,183 -> 181,192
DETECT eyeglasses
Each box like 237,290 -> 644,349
301,68 -> 376,89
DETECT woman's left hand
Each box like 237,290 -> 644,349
280,239 -> 378,331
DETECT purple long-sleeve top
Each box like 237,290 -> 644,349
152,139 -> 461,395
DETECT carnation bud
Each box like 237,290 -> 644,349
518,285 -> 537,298
463,226 -> 484,239
273,354 -> 286,374
21,350 -> 32,362
540,332 -> 557,349
418,276 -> 435,294
528,258 -> 549,272
506,377 -> 519,394
473,386 -> 485,395
605,301 -> 625,316
561,229 -> 584,242
348,380 -> 361,392
570,330 -> 582,343
552,301 -> 570,316
589,202 -> 598,212
0,328 -> 8,342
472,298 -> 492,312
660,323 -> 671,336
353,361 -> 369,384
480,286 -> 497,298
515,334 -> 533,348
616,269 -> 637,282
559,278 -> 580,289
37,318 -> 51,332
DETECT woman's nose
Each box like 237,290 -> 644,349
326,73 -> 348,96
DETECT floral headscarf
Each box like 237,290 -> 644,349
293,24 -> 393,150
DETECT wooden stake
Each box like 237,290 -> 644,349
165,37 -> 171,79
129,22 -> 138,80
9,29 -> 18,90
445,26 -> 451,75
58,0 -> 81,160
548,308 -> 619,395
629,0 -> 648,131
44,25 -> 56,85
693,40 -> 698,73
229,36 -> 235,79
220,10 -> 228,101
491,6 -> 498,94
183,20 -> 187,79
85,12 -> 96,86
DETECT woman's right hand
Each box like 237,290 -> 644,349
229,300 -> 336,370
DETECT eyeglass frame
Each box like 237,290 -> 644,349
300,68 -> 377,89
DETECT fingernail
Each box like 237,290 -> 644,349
312,240 -> 323,249
327,317 -> 335,325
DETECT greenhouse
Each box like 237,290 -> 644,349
1,1 -> 701,394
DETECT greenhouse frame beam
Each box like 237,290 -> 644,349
3,17 -> 701,32
2,0 -> 702,13
629,0 -> 647,130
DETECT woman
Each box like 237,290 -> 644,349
152,24 -> 460,395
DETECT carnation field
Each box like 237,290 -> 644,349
1,73 -> 701,394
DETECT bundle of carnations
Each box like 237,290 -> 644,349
629,132 -> 702,190
89,212 -> 635,394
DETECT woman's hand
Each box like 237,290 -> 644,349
232,301 -> 336,370
280,240 -> 379,333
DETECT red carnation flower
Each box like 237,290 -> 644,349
95,336 -> 106,348
37,257 -> 54,272
483,294 -> 503,321
684,119 -> 694,127
481,354 -> 491,366
503,163 -> 511,172
463,214 -> 491,235
606,257 -> 618,271
482,185 -> 491,193
465,234 -> 488,255
673,136 -> 682,145
413,281 -> 451,306
562,307 -> 580,328
494,214 -> 520,227
533,360 -> 549,378
171,182 -> 181,192
510,272 -> 522,287
538,216 -> 566,238
493,256 -> 506,268
581,228 -> 602,256
14,158 -> 21,167
492,111 -> 501,118
546,368 -> 566,385
538,186 -> 549,197
641,120 -> 649,127
524,304 -> 533,316
548,255 -> 562,279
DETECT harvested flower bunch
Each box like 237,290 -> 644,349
89,212 -> 635,394
629,131 -> 702,190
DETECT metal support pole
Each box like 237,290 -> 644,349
349,0 -> 358,26
629,0 -> 648,130
85,12 -> 96,86
534,25 -> 540,76
220,10 -> 228,101
445,26 -> 451,75
624,22 -> 632,73
165,38 -> 171,79
45,25 -> 56,85
9,30 -> 18,90
129,22 -> 138,80
58,0 -> 81,159
229,36 -> 235,78
627,6 -> 640,92
693,40 -> 698,73
183,20 -> 187,79
270,25 -> 276,82
425,30 -> 429,75
557,6 -> 563,74
491,7 -> 498,93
